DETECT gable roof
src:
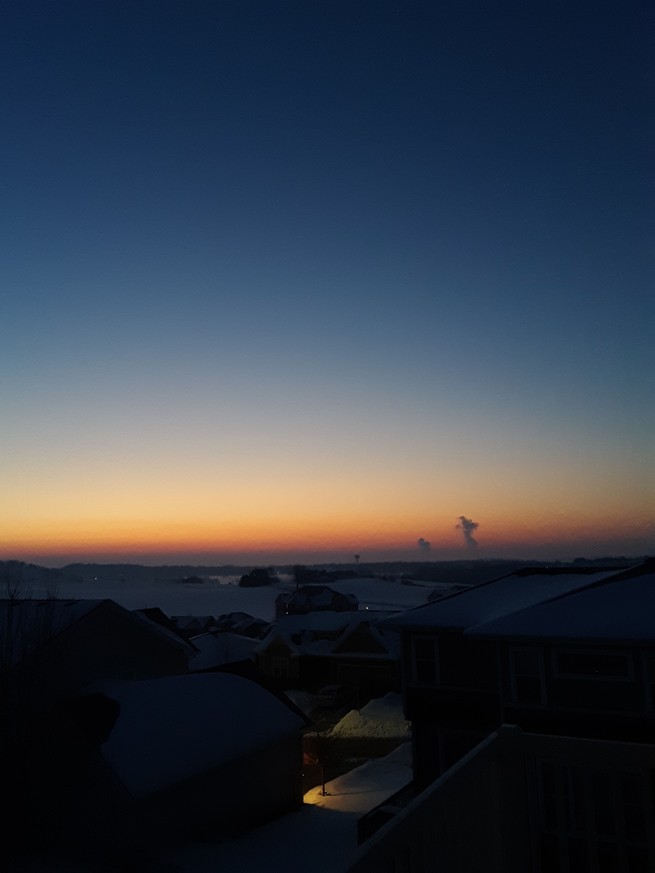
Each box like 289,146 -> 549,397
276,585 -> 358,611
0,598 -> 195,665
256,610 -> 395,657
380,568 -> 621,632
0,599 -> 105,665
93,673 -> 306,796
467,561 -> 655,644
188,631 -> 257,670
262,610 -> 370,638
333,620 -> 400,659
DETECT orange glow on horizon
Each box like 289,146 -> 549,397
3,509 -> 652,567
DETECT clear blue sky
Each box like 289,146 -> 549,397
1,1 -> 653,565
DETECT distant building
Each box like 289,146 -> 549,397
275,584 -> 358,618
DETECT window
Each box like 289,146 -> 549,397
411,636 -> 439,686
554,649 -> 632,681
509,647 -> 545,705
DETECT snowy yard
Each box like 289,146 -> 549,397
22,574 -> 452,622
167,743 -> 412,873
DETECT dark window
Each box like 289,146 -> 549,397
411,636 -> 438,685
510,647 -> 545,705
554,650 -> 632,680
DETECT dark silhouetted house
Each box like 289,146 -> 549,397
133,606 -> 191,642
1,598 -> 194,864
170,613 -> 217,638
256,610 -> 399,695
350,560 -> 655,873
48,673 -> 307,857
382,566 -> 621,786
256,611 -> 358,686
275,584 -> 358,618
215,610 -> 271,638
331,619 -> 401,694
1,598 -> 194,709
466,559 -> 655,745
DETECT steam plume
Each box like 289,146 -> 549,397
456,516 -> 479,548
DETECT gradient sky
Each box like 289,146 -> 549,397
2,1 -> 653,566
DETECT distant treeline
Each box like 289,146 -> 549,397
2,556 -> 645,590
59,556 -> 644,587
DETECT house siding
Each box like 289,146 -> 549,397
140,734 -> 303,842
349,727 -> 655,873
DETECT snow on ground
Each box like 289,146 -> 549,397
329,576 -> 449,611
304,742 -> 411,811
20,574 -> 444,621
21,576 -> 284,621
329,693 -> 410,739
167,743 -> 412,873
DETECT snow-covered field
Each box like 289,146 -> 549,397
21,574 -> 453,620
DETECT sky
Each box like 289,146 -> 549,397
2,0 -> 653,567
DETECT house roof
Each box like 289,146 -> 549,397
264,609 -> 390,638
188,631 -> 257,670
93,673 -> 306,797
0,599 -> 105,664
276,585 -> 358,609
256,611 -> 395,657
333,621 -> 401,659
379,569 -> 620,632
0,598 -> 195,664
467,563 -> 655,644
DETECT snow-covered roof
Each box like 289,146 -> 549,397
171,614 -> 215,629
467,568 -> 655,643
255,631 -> 334,658
380,569 -> 620,631
256,611 -> 396,657
266,610 -> 354,635
189,631 -> 257,669
95,673 -> 306,797
333,620 -> 401,659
